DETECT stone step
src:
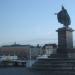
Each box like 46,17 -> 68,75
34,59 -> 75,65
32,58 -> 75,70
32,67 -> 75,71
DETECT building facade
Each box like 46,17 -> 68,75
43,44 -> 57,56
0,44 -> 43,60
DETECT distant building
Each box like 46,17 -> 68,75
0,44 -> 43,60
30,45 -> 42,59
43,44 -> 57,56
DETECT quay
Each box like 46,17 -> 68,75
0,55 -> 27,67
0,60 -> 26,67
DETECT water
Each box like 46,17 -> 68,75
0,67 -> 75,75
0,67 -> 45,75
0,67 -> 30,75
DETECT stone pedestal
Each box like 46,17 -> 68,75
56,27 -> 74,57
57,27 -> 74,49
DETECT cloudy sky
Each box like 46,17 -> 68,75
0,0 -> 75,46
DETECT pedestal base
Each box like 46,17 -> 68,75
57,27 -> 74,49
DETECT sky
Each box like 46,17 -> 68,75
0,0 -> 75,46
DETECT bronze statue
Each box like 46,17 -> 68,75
56,6 -> 71,27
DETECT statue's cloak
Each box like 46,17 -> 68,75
57,7 -> 71,26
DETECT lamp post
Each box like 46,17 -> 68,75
29,47 -> 31,67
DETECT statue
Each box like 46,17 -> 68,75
56,6 -> 71,27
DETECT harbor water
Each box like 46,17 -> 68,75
0,67 -> 75,75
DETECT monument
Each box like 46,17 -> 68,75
32,6 -> 75,71
56,6 -> 74,57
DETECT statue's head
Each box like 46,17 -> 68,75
62,6 -> 65,10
